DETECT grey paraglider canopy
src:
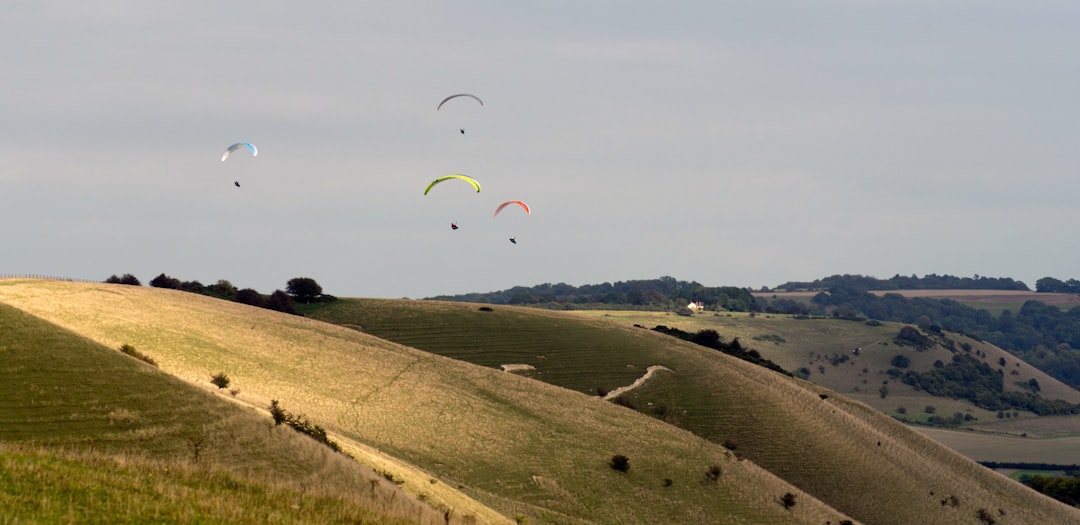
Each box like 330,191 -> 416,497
437,93 -> 483,110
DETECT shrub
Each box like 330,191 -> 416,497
267,290 -> 298,315
780,492 -> 797,509
210,372 -> 230,389
478,306 -> 494,312
925,405 -> 936,414
267,400 -> 344,454
118,344 -> 157,367
609,454 -> 630,472
703,465 -> 721,484
890,354 -> 911,368
269,400 -> 288,425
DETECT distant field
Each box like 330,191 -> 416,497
916,428 -> 1080,464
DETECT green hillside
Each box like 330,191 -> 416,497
568,310 -> 1080,423
306,298 -> 1080,524
0,280 -> 852,524
0,301 -> 440,525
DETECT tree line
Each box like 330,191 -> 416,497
104,273 -> 334,315
429,276 -> 756,312
769,273 -> 1031,292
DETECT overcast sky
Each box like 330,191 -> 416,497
3,1 -> 1079,298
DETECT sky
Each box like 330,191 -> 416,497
3,1 -> 1079,298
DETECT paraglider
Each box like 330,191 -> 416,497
451,222 -> 459,230
438,94 -> 483,134
509,237 -> 517,244
221,142 -> 257,162
437,93 -> 483,111
493,200 -> 531,217
423,174 -> 481,195
234,181 -> 240,188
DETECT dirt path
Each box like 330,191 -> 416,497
604,365 -> 672,400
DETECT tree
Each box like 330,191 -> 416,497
286,277 -> 323,303
105,274 -> 141,286
149,273 -> 181,289
267,290 -> 298,314
235,288 -> 267,308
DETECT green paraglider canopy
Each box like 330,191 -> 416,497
424,174 -> 481,195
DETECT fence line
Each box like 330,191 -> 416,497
0,274 -> 100,283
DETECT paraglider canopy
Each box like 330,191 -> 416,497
509,237 -> 517,244
234,181 -> 240,188
437,93 -> 483,110
221,142 -> 257,162
494,200 -> 531,217
451,222 -> 459,230
424,174 -> 481,195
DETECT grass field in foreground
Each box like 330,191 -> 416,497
0,280 -> 853,525
0,301 -> 442,525
307,298 -> 1080,525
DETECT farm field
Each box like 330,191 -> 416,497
915,428 -> 1080,464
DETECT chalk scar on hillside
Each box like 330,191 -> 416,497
500,364 -> 535,373
604,365 -> 673,400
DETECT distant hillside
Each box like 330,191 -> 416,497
757,287 -> 1080,392
772,273 -> 1031,292
428,276 -> 755,312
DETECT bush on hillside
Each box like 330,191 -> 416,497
609,454 -> 630,472
210,372 -> 230,389
119,343 -> 157,367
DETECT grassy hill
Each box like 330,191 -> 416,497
566,310 -> 1080,427
305,297 -> 1080,524
0,301 -> 441,524
0,279 -> 853,524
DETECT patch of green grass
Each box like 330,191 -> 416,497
0,443 -> 414,525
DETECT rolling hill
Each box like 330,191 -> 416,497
0,300 -> 443,524
305,297 -> 1080,524
0,279 -> 854,524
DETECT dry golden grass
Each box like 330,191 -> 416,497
0,280 -> 853,524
